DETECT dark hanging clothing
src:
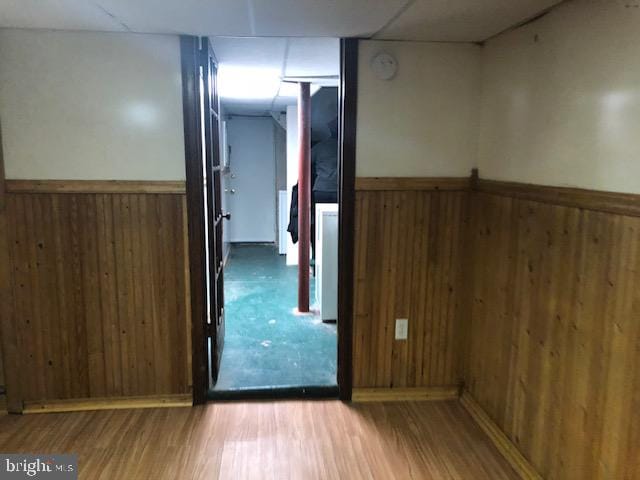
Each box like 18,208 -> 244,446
314,190 -> 337,204
287,183 -> 299,243
311,137 -> 338,193
288,134 -> 338,245
287,186 -> 338,245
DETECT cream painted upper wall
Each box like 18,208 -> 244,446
356,40 -> 481,177
0,29 -> 185,180
478,0 -> 640,194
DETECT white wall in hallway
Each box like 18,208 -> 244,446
219,108 -> 231,263
274,120 -> 287,252
225,116 -> 276,243
286,104 -> 299,265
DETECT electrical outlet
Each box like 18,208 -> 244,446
395,319 -> 408,340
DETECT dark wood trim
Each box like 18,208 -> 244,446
337,38 -> 358,402
355,177 -> 470,191
6,180 -> 186,194
208,385 -> 339,402
475,178 -> 640,218
180,35 -> 208,406
199,38 -> 224,387
470,168 -> 479,190
0,121 -> 22,413
459,169 -> 477,387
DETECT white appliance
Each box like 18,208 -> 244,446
315,203 -> 339,322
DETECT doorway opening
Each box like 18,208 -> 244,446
182,36 -> 356,404
182,36 -> 348,399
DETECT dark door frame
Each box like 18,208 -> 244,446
181,36 -> 359,404
336,38 -> 358,401
200,38 -> 226,389
180,35 -> 209,405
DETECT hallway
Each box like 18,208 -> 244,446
212,244 -> 337,392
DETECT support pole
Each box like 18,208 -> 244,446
297,82 -> 311,312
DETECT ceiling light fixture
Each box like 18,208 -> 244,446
217,65 -> 281,100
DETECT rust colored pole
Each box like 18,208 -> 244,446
297,82 -> 311,312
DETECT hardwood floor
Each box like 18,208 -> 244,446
0,400 -> 516,479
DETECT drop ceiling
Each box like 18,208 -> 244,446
213,37 -> 339,116
1,0 -> 563,42
1,0 -> 563,116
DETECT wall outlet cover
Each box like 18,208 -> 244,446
395,318 -> 408,340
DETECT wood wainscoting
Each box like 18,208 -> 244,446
352,177 -> 468,390
465,179 -> 640,479
3,180 -> 191,409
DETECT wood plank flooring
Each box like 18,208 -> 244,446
0,400 -> 517,479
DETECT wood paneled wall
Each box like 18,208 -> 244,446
465,185 -> 640,479
352,178 -> 468,389
4,182 -> 192,404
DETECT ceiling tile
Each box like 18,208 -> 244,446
215,37 -> 337,117
248,0 -> 406,37
0,0 -> 127,32
95,0 -> 252,35
284,38 -> 339,78
0,0 -> 404,37
0,0 -> 565,47
211,37 -> 288,70
376,0 -> 562,42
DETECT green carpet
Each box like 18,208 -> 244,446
212,244 -> 337,391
